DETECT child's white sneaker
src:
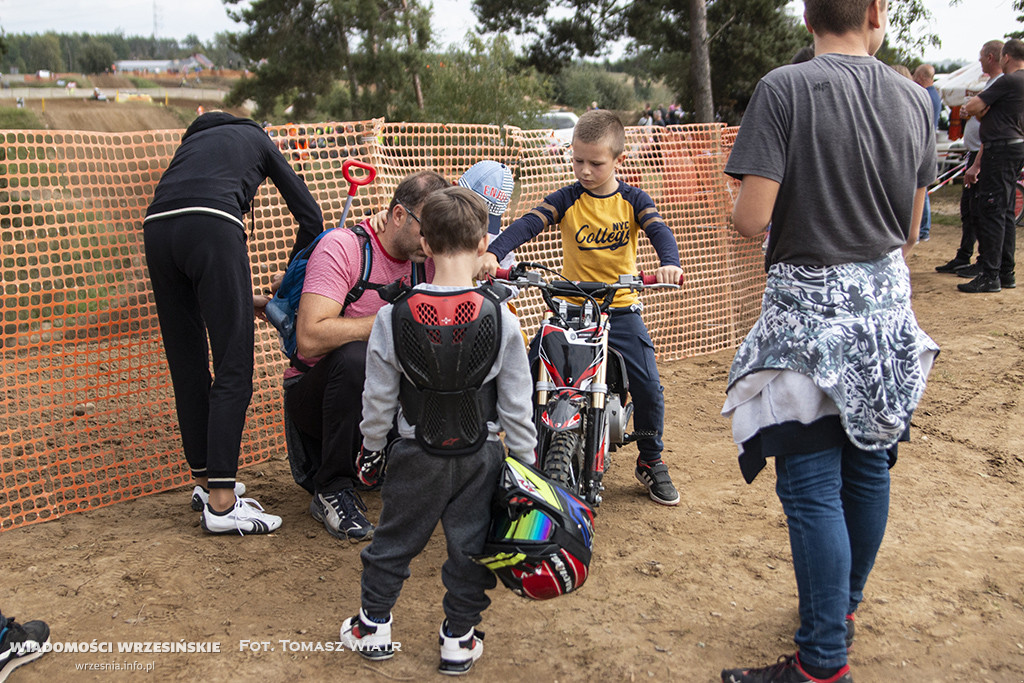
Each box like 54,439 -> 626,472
438,620 -> 484,676
340,609 -> 394,660
200,496 -> 281,535
190,482 -> 246,511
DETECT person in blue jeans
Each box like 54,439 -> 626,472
913,64 -> 942,242
719,0 -> 939,681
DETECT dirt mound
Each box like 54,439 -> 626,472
21,97 -> 248,132
89,74 -> 136,89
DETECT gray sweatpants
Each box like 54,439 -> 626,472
359,438 -> 503,635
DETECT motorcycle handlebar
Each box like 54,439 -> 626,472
494,264 -> 682,289
639,271 -> 685,286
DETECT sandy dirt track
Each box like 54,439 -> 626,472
0,108 -> 1022,681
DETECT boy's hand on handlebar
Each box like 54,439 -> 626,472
477,251 -> 500,280
655,265 -> 684,285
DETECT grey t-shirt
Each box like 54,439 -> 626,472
725,53 -> 936,268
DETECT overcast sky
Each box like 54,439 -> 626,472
0,0 -> 1018,65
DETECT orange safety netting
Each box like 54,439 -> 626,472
0,120 -> 764,532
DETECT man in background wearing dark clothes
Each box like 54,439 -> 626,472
144,111 -> 323,534
960,39 -> 1024,293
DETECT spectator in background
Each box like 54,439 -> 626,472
959,39 -> 1024,293
936,39 -> 1005,277
890,64 -> 913,79
913,63 -> 942,242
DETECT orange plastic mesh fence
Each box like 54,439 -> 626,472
0,121 -> 763,532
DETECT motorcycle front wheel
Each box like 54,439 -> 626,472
543,431 -> 584,493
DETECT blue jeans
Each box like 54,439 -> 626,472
774,440 -> 891,669
919,193 -> 931,241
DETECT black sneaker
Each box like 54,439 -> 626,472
311,489 -> 374,542
955,263 -> 983,278
957,274 -> 1001,293
635,460 -> 680,506
721,653 -> 852,683
0,615 -> 50,681
935,258 -> 969,273
845,613 -> 855,651
1001,273 -> 1016,289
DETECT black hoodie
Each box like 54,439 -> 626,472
145,112 -> 322,259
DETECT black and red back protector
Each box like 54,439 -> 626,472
393,285 -> 505,456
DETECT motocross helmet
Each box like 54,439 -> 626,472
471,457 -> 595,600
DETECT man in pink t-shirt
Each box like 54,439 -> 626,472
284,170 -> 449,542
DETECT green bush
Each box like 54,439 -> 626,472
553,64 -> 636,112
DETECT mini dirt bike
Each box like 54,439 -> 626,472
494,263 -> 681,509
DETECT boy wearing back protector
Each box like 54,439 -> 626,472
341,187 -> 537,675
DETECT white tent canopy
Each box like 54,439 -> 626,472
935,62 -> 990,107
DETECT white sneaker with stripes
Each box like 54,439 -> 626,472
201,497 -> 281,535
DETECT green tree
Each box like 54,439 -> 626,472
204,32 -> 245,70
79,38 -> 117,73
472,0 -> 624,74
1009,0 -> 1024,39
23,33 -> 63,72
623,0 -> 805,123
223,0 -> 433,122
421,35 -> 547,125
552,63 -> 634,112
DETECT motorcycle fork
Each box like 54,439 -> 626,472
583,318 -> 610,504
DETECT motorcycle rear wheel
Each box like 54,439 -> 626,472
543,431 -> 584,493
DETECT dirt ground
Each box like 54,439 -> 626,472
21,96 -> 246,133
3,193 -> 1024,682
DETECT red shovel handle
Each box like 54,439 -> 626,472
342,160 -> 376,196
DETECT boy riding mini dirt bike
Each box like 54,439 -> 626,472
494,263 -> 681,508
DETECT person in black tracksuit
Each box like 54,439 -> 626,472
144,112 -> 322,534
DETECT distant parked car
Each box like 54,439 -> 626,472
531,110 -> 579,147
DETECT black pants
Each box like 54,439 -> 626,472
360,439 -> 502,634
284,342 -> 366,493
143,216 -> 254,488
956,150 -> 979,263
976,142 -> 1024,277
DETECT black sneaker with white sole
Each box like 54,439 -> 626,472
311,489 -> 374,542
0,615 -> 50,683
635,460 -> 680,506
